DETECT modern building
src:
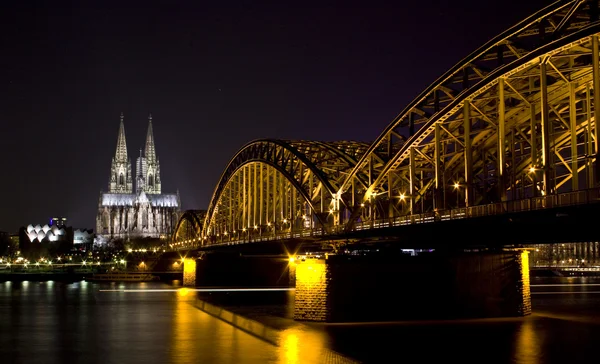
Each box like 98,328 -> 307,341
17,220 -> 94,258
96,113 -> 180,241
20,223 -> 92,246
24,223 -> 68,242
50,217 -> 67,229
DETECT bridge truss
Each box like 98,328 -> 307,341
172,210 -> 206,248
336,0 -> 600,229
199,140 -> 369,245
176,0 -> 600,247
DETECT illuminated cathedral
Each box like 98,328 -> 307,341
96,113 -> 180,241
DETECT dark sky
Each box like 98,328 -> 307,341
0,0 -> 552,232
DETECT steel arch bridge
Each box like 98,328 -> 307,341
175,0 -> 600,248
171,210 -> 206,248
200,139 -> 370,245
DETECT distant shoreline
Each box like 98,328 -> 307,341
0,272 -> 89,282
0,271 -> 181,282
2,269 -> 596,282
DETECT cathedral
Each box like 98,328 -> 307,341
96,113 -> 180,241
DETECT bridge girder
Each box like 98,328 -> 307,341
337,0 -> 600,230
202,139 -> 370,245
172,210 -> 206,245
185,1 -> 600,248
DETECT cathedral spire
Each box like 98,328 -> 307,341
144,113 -> 156,163
115,112 -> 128,162
108,113 -> 133,193
139,113 -> 161,194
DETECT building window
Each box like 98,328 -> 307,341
119,173 -> 125,185
148,174 -> 154,187
102,211 -> 110,232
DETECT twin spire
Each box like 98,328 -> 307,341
110,113 -> 161,194
114,113 -> 156,163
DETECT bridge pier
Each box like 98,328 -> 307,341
182,258 -> 197,286
293,250 -> 531,322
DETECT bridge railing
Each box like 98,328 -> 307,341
174,187 -> 600,249
342,187 -> 600,234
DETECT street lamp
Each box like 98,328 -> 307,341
452,182 -> 461,207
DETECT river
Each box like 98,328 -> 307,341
1,276 -> 599,363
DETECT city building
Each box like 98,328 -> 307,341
16,219 -> 95,258
0,231 -> 10,257
74,229 -> 94,245
19,221 -> 93,246
96,113 -> 180,241
50,217 -> 67,229
24,223 -> 68,242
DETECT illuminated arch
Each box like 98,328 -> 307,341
337,0 -> 600,229
172,210 -> 206,244
202,139 -> 369,244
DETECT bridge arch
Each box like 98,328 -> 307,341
202,139 -> 369,245
336,0 -> 600,229
172,210 -> 206,247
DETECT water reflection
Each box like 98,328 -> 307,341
277,326 -> 358,364
170,290 -> 281,363
171,295 -> 199,363
514,318 -> 541,364
4,278 -> 600,363
281,332 -> 299,364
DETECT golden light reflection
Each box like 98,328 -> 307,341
178,287 -> 189,296
514,318 -> 540,364
277,327 -> 355,364
282,332 -> 299,364
171,299 -> 201,363
171,295 -> 283,363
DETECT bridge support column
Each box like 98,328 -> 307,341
498,78 -> 507,201
593,35 -> 600,185
293,251 -> 531,323
182,258 -> 197,287
464,101 -> 473,207
540,60 -> 553,195
434,123 -> 443,210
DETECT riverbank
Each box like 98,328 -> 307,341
530,268 -> 600,277
0,272 -> 89,282
0,271 -> 182,282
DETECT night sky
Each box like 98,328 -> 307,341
0,0 -> 551,232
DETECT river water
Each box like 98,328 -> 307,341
1,276 -> 599,364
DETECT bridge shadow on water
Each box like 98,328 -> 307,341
176,275 -> 600,364
180,290 -> 359,364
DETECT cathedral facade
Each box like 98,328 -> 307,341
96,113 -> 180,241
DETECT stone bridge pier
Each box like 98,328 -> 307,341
293,251 -> 531,322
182,250 -> 530,322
